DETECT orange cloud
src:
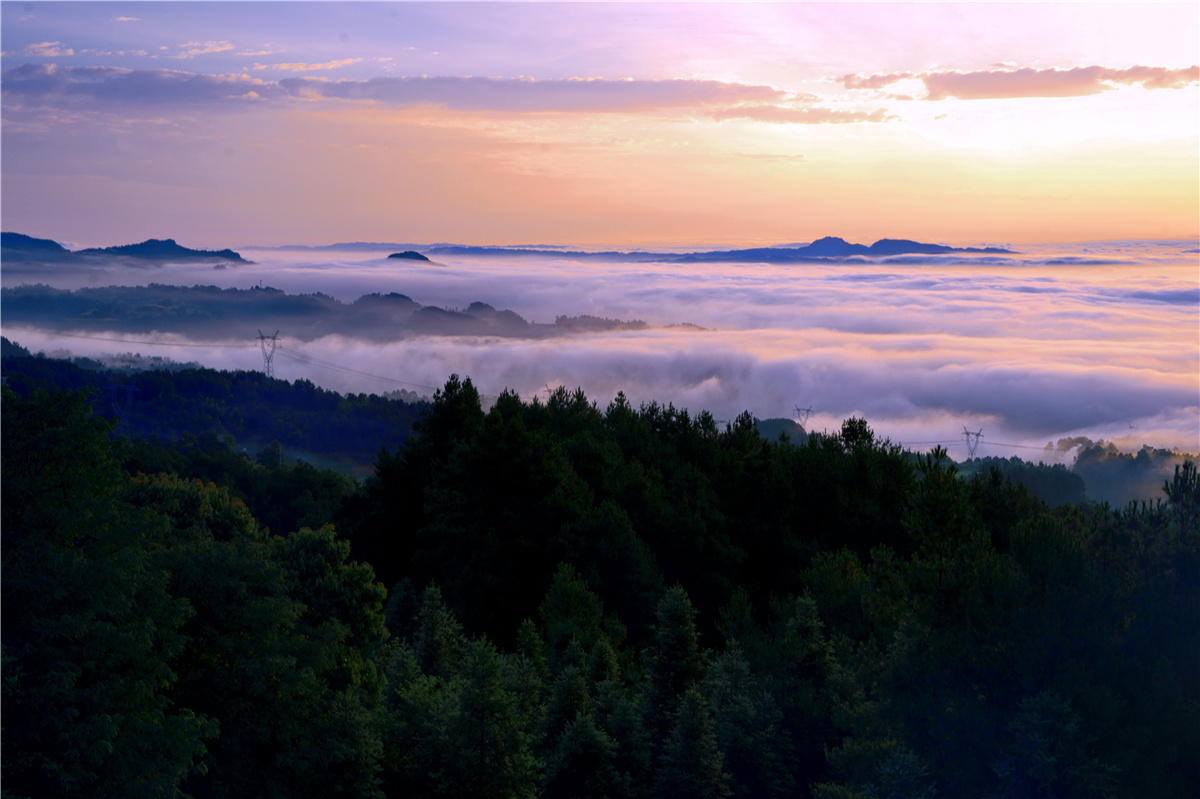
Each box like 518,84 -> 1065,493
177,41 -> 234,58
923,65 -> 1200,99
23,41 -> 74,57
254,58 -> 364,72
842,65 -> 1200,100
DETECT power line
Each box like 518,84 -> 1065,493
276,345 -> 440,392
986,441 -> 1055,451
0,329 -> 1147,451
0,328 -> 253,349
276,344 -> 513,401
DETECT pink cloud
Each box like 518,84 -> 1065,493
838,72 -> 913,90
708,105 -> 889,124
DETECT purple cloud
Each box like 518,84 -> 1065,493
3,66 -> 810,116
276,75 -> 786,113
1,64 -> 282,105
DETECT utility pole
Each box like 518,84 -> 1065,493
794,404 -> 814,426
962,426 -> 983,458
257,330 -> 279,378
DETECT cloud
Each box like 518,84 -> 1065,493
842,65 -> 1200,100
254,58 -> 364,72
276,75 -> 787,113
23,41 -> 74,57
838,72 -> 913,90
707,105 -> 888,124
922,65 -> 1200,100
7,242 -> 1194,455
113,17 -> 140,23
177,41 -> 234,58
80,49 -> 149,58
1,67 -> 819,118
0,63 -> 282,105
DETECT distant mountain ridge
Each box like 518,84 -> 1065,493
3,231 -> 1015,267
1,232 -> 71,254
672,236 -> 1015,262
246,236 -> 1019,261
425,237 -> 1015,262
78,238 -> 246,262
2,232 -> 248,264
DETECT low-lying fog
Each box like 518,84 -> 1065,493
6,240 -> 1197,462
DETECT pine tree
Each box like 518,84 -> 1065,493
544,713 -> 633,799
654,687 -> 733,799
642,586 -> 706,746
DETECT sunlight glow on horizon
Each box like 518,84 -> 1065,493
2,2 -> 1197,247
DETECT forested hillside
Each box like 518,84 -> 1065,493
1,339 -> 1184,505
3,378 -> 1197,798
1,283 -> 650,341
1,343 -> 426,469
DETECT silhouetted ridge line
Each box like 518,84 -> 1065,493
77,238 -> 247,262
1,232 -> 70,253
2,232 -> 248,263
672,237 -> 1016,262
425,237 -> 1016,262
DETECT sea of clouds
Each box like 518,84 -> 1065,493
6,240 -> 1197,462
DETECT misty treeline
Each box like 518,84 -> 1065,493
1,338 -> 427,469
4,374 -> 1199,799
1,338 -> 1184,507
0,283 -> 649,341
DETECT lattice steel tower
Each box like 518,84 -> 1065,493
962,426 -> 983,458
257,330 -> 279,378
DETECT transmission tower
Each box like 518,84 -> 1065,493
109,380 -> 140,433
962,426 -> 983,458
257,330 -> 279,378
794,404 -> 814,425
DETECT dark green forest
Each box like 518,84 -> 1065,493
0,339 -> 1179,506
1,340 -> 427,471
4,370 -> 1198,798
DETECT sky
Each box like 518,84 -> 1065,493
2,2 -> 1198,248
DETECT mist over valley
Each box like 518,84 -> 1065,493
4,4 -> 1198,796
4,235 -> 1196,468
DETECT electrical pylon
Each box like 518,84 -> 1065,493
963,426 -> 983,458
794,404 -> 814,425
257,330 -> 279,378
